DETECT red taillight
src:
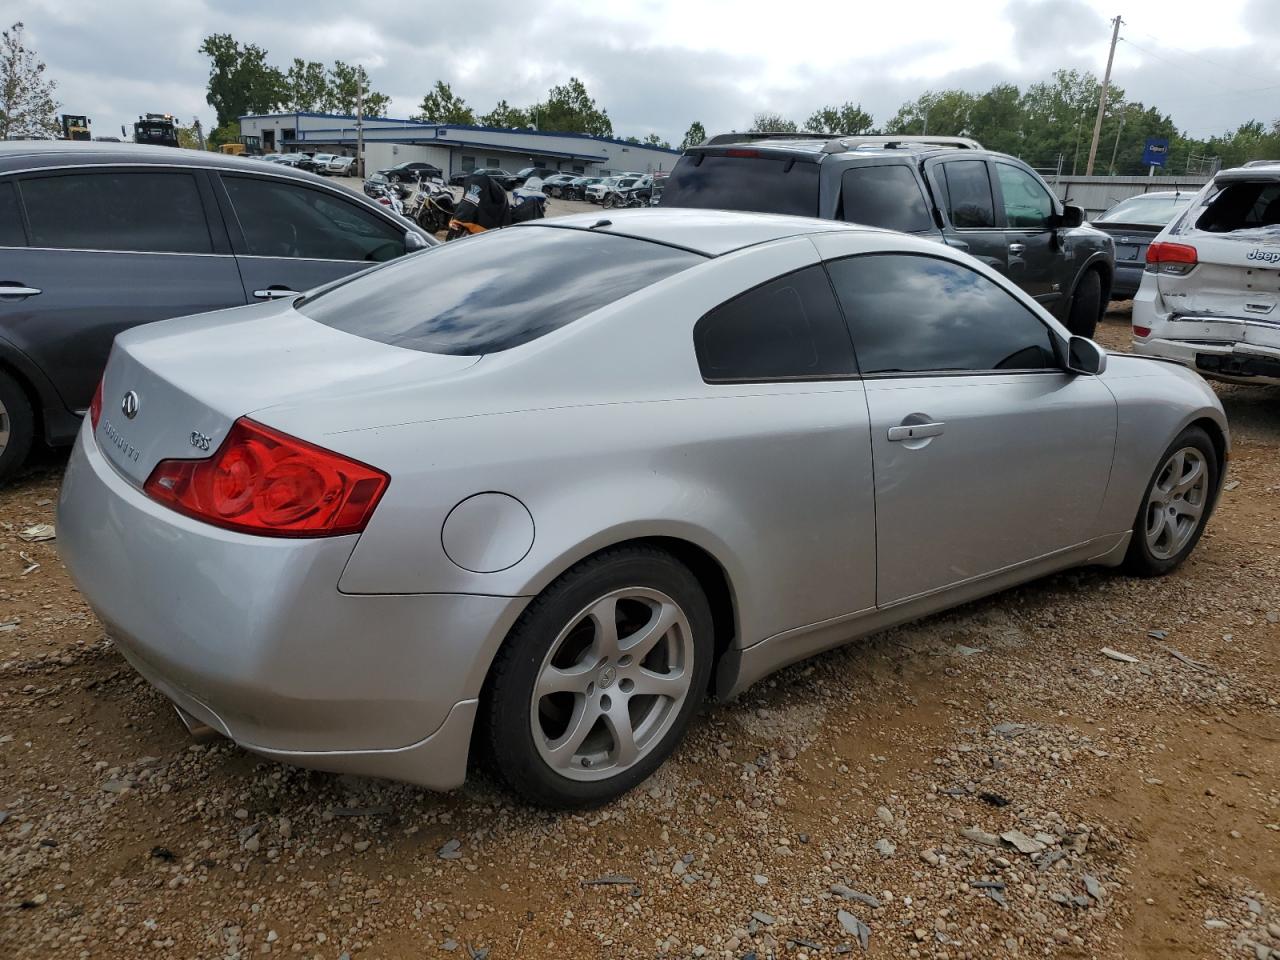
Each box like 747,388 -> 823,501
724,148 -> 760,158
1145,241 -> 1198,275
89,378 -> 103,429
1133,325 -> 1152,338
143,418 -> 389,538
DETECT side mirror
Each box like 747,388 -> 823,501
1066,336 -> 1107,376
405,230 -> 431,251
1057,204 -> 1085,228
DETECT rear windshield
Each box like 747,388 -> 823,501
1194,181 -> 1280,234
299,226 -> 706,355
1096,193 -> 1193,226
661,153 -> 820,217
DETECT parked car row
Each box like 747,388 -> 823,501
258,152 -> 356,176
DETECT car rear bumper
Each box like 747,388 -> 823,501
57,426 -> 528,790
1131,334 -> 1280,387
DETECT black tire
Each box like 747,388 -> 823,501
0,370 -> 35,484
483,546 -> 714,808
1066,269 -> 1102,338
1123,426 -> 1218,577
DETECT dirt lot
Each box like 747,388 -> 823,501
1,309 -> 1277,960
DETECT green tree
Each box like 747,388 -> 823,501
530,77 -> 612,137
176,116 -> 206,150
680,121 -> 707,150
0,21 -> 60,139
283,58 -> 329,112
805,102 -> 873,135
884,89 -> 975,137
642,132 -> 671,149
413,80 -> 474,124
198,34 -> 285,129
326,61 -> 389,117
967,83 -> 1023,155
479,98 -> 529,129
751,111 -> 797,133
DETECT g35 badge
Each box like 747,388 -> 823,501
190,431 -> 212,452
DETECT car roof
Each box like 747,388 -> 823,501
1109,190 -> 1190,200
0,140 -> 335,185
526,207 -> 867,256
1216,161 -> 1280,182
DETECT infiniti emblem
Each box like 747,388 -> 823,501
597,665 -> 617,689
121,391 -> 139,420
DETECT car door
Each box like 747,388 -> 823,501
214,172 -> 410,301
993,160 -> 1062,307
0,166 -> 243,414
819,245 -> 1117,606
691,261 -> 877,629
925,157 -> 1009,276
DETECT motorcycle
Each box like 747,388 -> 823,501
405,175 -> 457,233
603,186 -> 648,210
373,182 -> 406,216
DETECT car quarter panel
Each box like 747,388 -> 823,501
1091,354 -> 1230,534
306,235 -> 879,651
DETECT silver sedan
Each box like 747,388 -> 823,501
58,209 -> 1228,808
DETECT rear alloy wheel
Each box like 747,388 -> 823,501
0,370 -> 34,484
484,548 -> 712,808
1066,269 -> 1102,338
1124,426 -> 1217,576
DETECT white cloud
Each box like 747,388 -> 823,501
13,0 -> 1277,146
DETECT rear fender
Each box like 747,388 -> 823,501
0,333 -> 77,445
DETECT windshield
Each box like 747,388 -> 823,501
299,226 -> 706,355
1096,194 -> 1194,226
661,153 -> 820,217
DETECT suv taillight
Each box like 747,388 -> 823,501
1145,241 -> 1198,276
143,418 -> 389,538
89,379 -> 103,429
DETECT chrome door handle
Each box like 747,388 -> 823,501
1008,242 -> 1026,253
888,422 -> 946,442
253,288 -> 301,300
0,285 -> 42,298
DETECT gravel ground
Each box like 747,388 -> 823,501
1,308 -> 1277,960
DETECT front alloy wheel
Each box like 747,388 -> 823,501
1124,425 -> 1218,576
484,547 -> 713,808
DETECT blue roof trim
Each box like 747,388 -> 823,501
240,111 -> 683,154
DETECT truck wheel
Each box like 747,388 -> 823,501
1066,270 -> 1101,338
0,370 -> 35,484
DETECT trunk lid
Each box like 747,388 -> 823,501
94,299 -> 479,487
1093,222 -> 1162,267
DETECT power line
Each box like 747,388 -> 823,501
1118,36 -> 1280,99
1124,25 -> 1278,88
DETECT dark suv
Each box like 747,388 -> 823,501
0,142 -> 433,480
661,134 -> 1114,337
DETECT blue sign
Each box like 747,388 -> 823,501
1142,137 -> 1170,167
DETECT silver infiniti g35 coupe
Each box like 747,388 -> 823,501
58,209 -> 1228,808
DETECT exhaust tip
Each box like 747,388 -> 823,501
173,704 -> 222,742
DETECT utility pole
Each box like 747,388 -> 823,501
194,118 -> 205,151
1086,14 -> 1122,176
356,66 -> 365,178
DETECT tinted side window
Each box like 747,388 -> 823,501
840,165 -> 934,233
826,254 -> 1058,375
996,163 -> 1054,229
941,160 -> 996,228
223,176 -> 405,262
694,265 -> 856,382
0,182 -> 25,246
21,171 -> 212,253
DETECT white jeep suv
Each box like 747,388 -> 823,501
1132,162 -> 1280,385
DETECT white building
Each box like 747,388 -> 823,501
238,112 -> 682,178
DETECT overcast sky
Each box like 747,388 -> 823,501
16,0 -> 1280,147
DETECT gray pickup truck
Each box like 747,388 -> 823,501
660,133 -> 1114,338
